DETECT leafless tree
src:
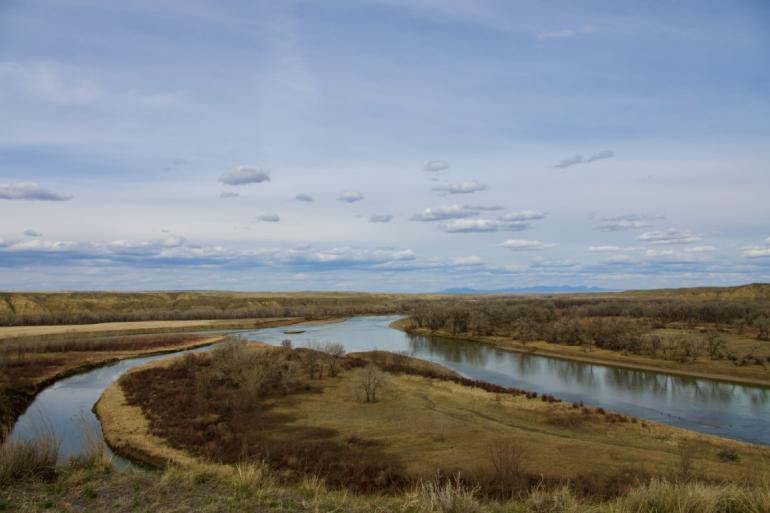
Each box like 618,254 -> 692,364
357,363 -> 385,403
323,342 -> 346,377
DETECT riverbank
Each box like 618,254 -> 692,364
0,334 -> 227,442
392,318 -> 770,388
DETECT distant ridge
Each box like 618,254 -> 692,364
436,285 -> 615,295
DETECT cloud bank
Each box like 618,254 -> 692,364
0,182 -> 72,201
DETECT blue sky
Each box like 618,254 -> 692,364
1,0 -> 769,291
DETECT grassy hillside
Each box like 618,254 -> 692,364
620,283 -> 770,300
0,291 -> 415,326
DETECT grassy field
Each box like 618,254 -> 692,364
3,463 -> 770,513
100,344 -> 770,499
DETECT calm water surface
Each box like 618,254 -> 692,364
10,315 -> 770,462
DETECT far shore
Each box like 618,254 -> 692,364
391,318 -> 770,389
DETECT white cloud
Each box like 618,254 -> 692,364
412,204 -> 479,221
684,246 -> 716,253
24,229 -> 42,237
464,204 -> 503,211
338,191 -> 364,203
645,249 -> 675,258
295,193 -> 313,202
744,248 -> 770,258
638,229 -> 700,245
423,160 -> 449,172
441,219 -> 500,233
432,180 -> 486,195
500,239 -> 555,251
554,150 -> 614,169
219,191 -> 239,198
599,214 -> 660,232
219,166 -> 270,186
0,182 -> 72,201
452,255 -> 483,266
589,245 -> 622,252
292,273 -> 309,281
369,214 -> 392,223
256,214 -> 280,223
499,210 -> 547,222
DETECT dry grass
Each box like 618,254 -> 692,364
4,464 -> 770,513
0,420 -> 59,486
419,474 -> 481,513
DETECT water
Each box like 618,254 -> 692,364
9,315 -> 770,463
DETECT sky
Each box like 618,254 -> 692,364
1,0 -> 769,292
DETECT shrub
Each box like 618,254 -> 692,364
418,474 -> 480,513
525,485 -> 582,513
0,430 -> 59,485
716,446 -> 740,463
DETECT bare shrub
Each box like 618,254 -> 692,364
485,439 -> 527,496
418,474 -> 480,513
323,343 -> 346,377
677,440 -> 698,481
356,363 -> 385,403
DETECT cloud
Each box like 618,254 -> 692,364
432,180 -> 486,195
440,219 -> 500,233
684,246 -> 716,253
598,214 -> 661,232
464,204 -> 504,211
0,235 -> 419,272
412,204 -> 479,221
554,150 -> 614,169
219,166 -> 270,186
256,214 -> 280,223
638,229 -> 700,245
369,214 -> 392,223
744,247 -> 770,258
423,160 -> 449,172
295,193 -> 313,202
452,255 -> 483,266
292,273 -> 309,281
24,229 -> 42,237
220,191 -> 239,198
743,238 -> 770,257
440,218 -> 531,233
0,182 -> 72,201
589,245 -> 622,252
499,210 -> 547,222
500,239 -> 555,251
338,191 -> 364,203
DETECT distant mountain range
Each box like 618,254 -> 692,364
436,285 -> 616,295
